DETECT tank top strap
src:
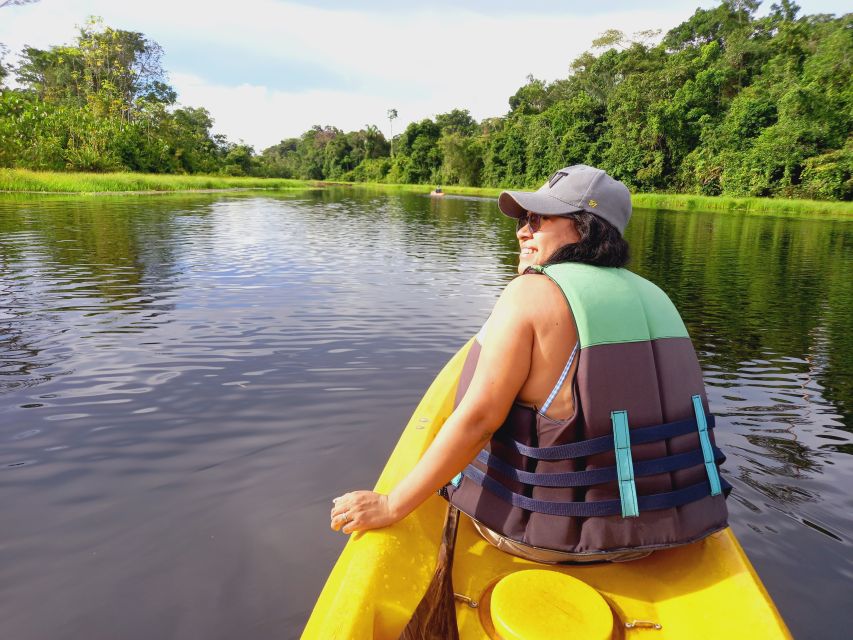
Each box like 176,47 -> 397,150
539,342 -> 579,415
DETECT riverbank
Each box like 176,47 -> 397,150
0,169 -> 315,194
2,169 -> 851,217
337,181 -> 853,217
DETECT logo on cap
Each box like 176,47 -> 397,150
548,171 -> 569,189
588,199 -> 598,208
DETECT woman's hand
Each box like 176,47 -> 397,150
330,491 -> 400,534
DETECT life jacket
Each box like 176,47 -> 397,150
445,263 -> 730,555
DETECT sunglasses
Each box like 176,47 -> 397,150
515,211 -> 560,233
515,212 -> 544,233
516,211 -> 576,233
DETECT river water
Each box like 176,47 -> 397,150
1,189 -> 851,639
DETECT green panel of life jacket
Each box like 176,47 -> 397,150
530,263 -> 689,348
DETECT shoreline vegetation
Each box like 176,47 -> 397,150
345,181 -> 853,217
2,169 -> 851,217
1,5 -> 851,205
0,169 -> 313,194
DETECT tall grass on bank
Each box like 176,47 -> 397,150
2,169 -> 850,217
630,192 -> 853,217
336,181 -> 853,218
0,169 -> 315,193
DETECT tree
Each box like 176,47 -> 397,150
360,124 -> 389,159
592,29 -> 627,50
435,109 -> 477,136
258,138 -> 299,177
222,142 -> 256,176
16,17 -> 171,120
509,75 -> 551,115
387,108 -> 397,157
392,118 -> 441,183
769,0 -> 800,22
663,1 -> 760,52
166,106 -> 222,173
0,43 -> 8,86
566,49 -> 621,108
439,132 -> 482,185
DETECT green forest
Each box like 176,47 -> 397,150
1,1 -> 850,200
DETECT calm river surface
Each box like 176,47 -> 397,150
1,189 -> 851,639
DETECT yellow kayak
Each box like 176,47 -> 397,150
303,340 -> 792,639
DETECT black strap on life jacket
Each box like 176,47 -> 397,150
456,413 -> 730,518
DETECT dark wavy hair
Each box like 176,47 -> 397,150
540,211 -> 629,268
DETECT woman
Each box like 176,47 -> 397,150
331,165 -> 728,562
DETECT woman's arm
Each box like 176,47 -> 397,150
331,276 -> 538,534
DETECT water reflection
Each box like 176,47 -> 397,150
0,191 -> 851,639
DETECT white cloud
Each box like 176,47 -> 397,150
157,2 -> 695,148
169,72 -> 398,149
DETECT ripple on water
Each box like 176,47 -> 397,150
0,193 -> 850,639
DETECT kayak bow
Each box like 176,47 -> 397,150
303,339 -> 791,639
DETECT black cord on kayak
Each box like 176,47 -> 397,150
399,504 -> 461,640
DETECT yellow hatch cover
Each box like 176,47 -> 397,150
490,569 -> 614,640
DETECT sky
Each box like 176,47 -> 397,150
0,0 -> 848,151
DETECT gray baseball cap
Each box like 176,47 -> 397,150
498,165 -> 632,234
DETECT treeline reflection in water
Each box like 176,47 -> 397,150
0,190 -> 851,639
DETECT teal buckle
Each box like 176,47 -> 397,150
692,395 -> 722,496
450,472 -> 463,488
611,410 -> 639,518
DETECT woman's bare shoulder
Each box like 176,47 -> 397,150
498,272 -> 568,318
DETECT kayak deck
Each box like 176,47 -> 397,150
303,341 -> 791,639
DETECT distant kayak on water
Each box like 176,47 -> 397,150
302,339 -> 792,639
